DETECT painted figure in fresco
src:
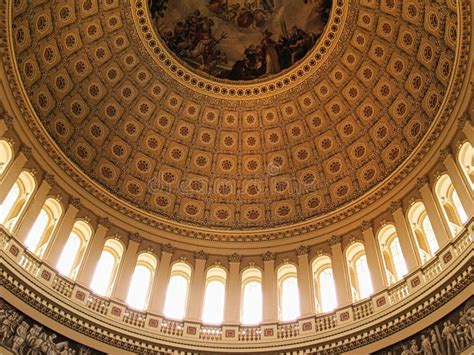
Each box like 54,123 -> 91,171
261,29 -> 280,74
11,320 -> 30,355
400,344 -> 413,355
442,321 -> 458,354
0,312 -> 17,344
420,334 -> 433,355
409,339 -> 423,354
429,329 -> 442,355
150,0 -> 332,80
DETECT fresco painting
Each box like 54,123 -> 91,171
148,0 -> 333,80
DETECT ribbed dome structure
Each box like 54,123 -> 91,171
0,0 -> 472,353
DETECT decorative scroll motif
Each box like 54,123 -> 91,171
68,197 -> 81,210
161,243 -> 175,254
194,250 -> 208,260
262,251 -> 276,261
328,235 -> 341,246
97,217 -> 111,228
0,298 -> 103,354
228,252 -> 241,262
296,245 -> 309,256
390,200 -> 403,213
129,232 -> 143,244
374,297 -> 474,355
361,220 -> 373,232
416,176 -> 430,189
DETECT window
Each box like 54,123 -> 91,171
435,174 -> 468,235
24,198 -> 62,258
56,220 -> 92,279
126,253 -> 157,310
0,140 -> 12,176
163,262 -> 191,320
389,238 -> 407,279
202,267 -> 226,324
241,268 -> 262,325
0,171 -> 35,231
346,242 -> 373,301
0,183 -> 20,225
90,239 -> 124,297
457,142 -> 474,189
312,256 -> 337,313
408,202 -> 439,264
56,232 -> 81,277
277,264 -> 300,321
377,225 -> 408,284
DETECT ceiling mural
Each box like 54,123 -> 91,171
148,0 -> 332,80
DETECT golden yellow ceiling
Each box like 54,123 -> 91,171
11,0 -> 459,230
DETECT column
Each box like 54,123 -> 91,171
148,244 -> 174,315
262,251 -> 278,323
15,174 -> 55,242
440,147 -> 473,215
391,201 -> 421,272
224,253 -> 241,324
296,246 -> 315,317
0,145 -> 31,203
76,218 -> 110,287
113,233 -> 142,302
44,197 -> 80,267
328,236 -> 351,306
361,221 -> 387,291
185,251 -> 207,322
417,177 -> 451,247
459,115 -> 474,146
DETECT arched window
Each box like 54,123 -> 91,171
90,239 -> 124,297
0,140 -> 13,176
0,171 -> 35,231
408,202 -> 439,263
277,264 -> 300,321
241,268 -> 262,325
126,253 -> 157,310
457,142 -> 474,189
202,267 -> 226,325
163,262 -> 192,320
435,174 -> 468,235
346,242 -> 373,301
377,225 -> 408,284
24,198 -> 63,258
312,256 -> 337,313
56,220 -> 92,279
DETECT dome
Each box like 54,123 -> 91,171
0,0 -> 472,353
10,0 -> 462,237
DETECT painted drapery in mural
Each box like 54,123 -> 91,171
148,0 -> 332,80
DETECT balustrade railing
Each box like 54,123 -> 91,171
315,313 -> 336,332
0,222 -> 471,345
388,281 -> 409,303
160,319 -> 184,336
238,326 -> 261,341
277,322 -> 299,338
86,294 -> 110,314
199,325 -> 223,341
423,258 -> 443,282
52,274 -> 74,298
18,250 -> 40,276
123,309 -> 146,328
352,299 -> 374,320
